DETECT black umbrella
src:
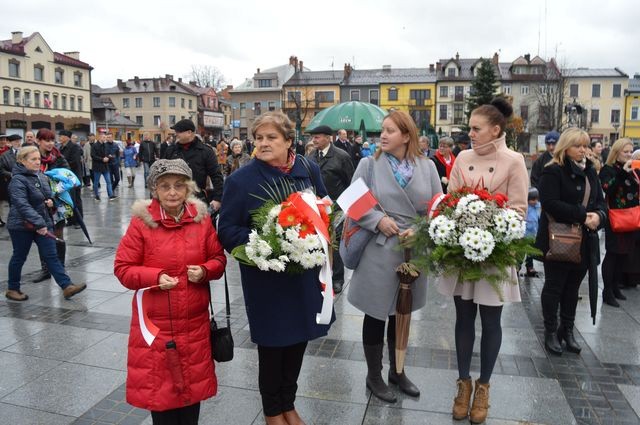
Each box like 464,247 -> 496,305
72,207 -> 93,244
586,230 -> 600,325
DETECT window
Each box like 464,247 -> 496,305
188,99 -> 192,109
9,60 -> 20,77
77,97 -> 83,111
34,92 -> 40,108
520,105 -> 529,121
135,97 -> 143,108
613,84 -> 621,98
74,72 -> 82,87
350,90 -> 360,101
440,86 -> 449,98
454,86 -> 464,102
611,109 -> 620,123
569,84 -> 579,98
631,106 -> 639,120
13,89 -> 20,106
169,97 -> 176,107
169,115 -> 176,125
154,115 -> 161,126
315,91 -> 335,103
592,84 -> 601,98
240,103 -> 246,118
521,85 -> 529,95
44,93 -> 50,108
258,79 -> 272,88
453,104 -> 464,125
70,96 -> 75,111
55,69 -> 64,84
53,94 -> 59,109
439,104 -> 447,120
34,65 -> 44,81
153,97 -> 160,107
254,102 -> 261,116
288,91 -> 301,103
410,89 -> 431,106
447,67 -> 456,77
502,85 -> 511,95
388,87 -> 398,101
268,101 -> 276,111
181,98 -> 185,108
591,109 -> 599,123
123,98 -> 130,108
61,95 -> 67,110
3,88 -> 9,105
369,89 -> 379,105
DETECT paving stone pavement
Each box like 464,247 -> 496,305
1,173 -> 640,424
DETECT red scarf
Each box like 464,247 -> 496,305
434,151 -> 455,178
40,147 -> 63,172
274,150 -> 296,174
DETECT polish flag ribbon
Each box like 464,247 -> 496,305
428,193 -> 447,218
336,178 -> 379,221
136,286 -> 160,346
288,192 -> 334,325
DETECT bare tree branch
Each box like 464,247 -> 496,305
188,65 -> 227,91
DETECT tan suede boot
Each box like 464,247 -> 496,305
452,378 -> 472,420
469,380 -> 490,424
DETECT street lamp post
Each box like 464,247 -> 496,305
612,121 -> 620,142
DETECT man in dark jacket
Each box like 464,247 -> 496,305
452,132 -> 471,156
138,132 -> 157,187
307,125 -> 355,293
59,130 -> 83,226
0,134 -> 23,227
164,119 -> 224,211
530,130 -> 559,189
90,133 -> 115,201
105,134 -> 121,191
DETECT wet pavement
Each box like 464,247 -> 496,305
1,171 -> 640,425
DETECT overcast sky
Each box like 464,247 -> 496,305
4,0 -> 639,88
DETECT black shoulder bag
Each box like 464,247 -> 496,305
209,271 -> 234,362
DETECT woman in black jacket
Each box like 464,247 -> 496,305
536,128 -> 607,356
599,138 -> 638,306
6,146 -> 85,301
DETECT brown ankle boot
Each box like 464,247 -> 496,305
469,380 -> 490,424
452,378 -> 472,420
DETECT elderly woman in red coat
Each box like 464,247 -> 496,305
115,159 -> 226,425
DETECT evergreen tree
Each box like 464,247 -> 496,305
466,59 -> 499,119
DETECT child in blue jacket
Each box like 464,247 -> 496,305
524,187 -> 541,277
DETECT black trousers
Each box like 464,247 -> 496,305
541,262 -> 587,331
151,402 -> 200,425
108,162 -> 120,189
258,341 -> 307,417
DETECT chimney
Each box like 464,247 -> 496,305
492,52 -> 499,65
344,63 -> 353,80
64,51 -> 80,60
11,31 -> 23,44
165,74 -> 173,81
382,65 -> 391,72
134,76 -> 139,85
524,53 -> 531,63
289,56 -> 295,66
293,56 -> 299,70
299,60 -> 303,72
226,85 -> 233,90
455,52 -> 459,61
117,79 -> 124,89
257,68 -> 260,74
429,64 -> 435,72
179,77 -> 183,83
436,62 -> 442,71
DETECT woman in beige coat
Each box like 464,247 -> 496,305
438,98 -> 528,424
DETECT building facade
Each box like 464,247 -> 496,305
0,31 -> 92,137
623,74 -> 640,144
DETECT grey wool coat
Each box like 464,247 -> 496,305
347,155 -> 442,320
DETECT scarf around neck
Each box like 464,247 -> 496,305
385,153 -> 414,188
434,150 -> 455,178
273,150 -> 296,174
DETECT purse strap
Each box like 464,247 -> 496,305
208,271 -> 231,329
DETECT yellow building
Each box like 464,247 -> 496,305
0,31 -> 92,136
282,69 -> 341,131
563,68 -> 628,144
623,74 -> 640,144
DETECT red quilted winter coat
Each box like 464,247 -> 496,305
114,197 -> 226,412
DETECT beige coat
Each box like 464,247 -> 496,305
437,135 -> 529,305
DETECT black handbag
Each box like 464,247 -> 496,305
209,271 -> 234,362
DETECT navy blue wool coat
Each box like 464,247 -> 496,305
217,156 -> 335,347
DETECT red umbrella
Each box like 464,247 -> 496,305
24,221 -> 65,244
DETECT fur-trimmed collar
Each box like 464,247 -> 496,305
130,197 -> 208,228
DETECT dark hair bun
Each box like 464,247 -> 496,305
490,97 -> 513,119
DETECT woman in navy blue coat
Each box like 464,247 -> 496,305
218,111 -> 334,425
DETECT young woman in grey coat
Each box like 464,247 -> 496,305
347,110 -> 442,402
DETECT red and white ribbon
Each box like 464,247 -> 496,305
289,192 -> 334,325
428,193 -> 447,219
136,287 -> 160,346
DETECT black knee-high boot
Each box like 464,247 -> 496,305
363,344 -> 396,403
32,259 -> 51,283
387,342 -> 420,397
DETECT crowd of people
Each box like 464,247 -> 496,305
1,104 -> 639,424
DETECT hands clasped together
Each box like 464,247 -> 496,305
158,265 -> 205,290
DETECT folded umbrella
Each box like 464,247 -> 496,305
395,248 -> 420,374
24,221 -> 65,244
72,207 -> 93,244
586,230 -> 600,325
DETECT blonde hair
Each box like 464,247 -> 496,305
17,146 -> 39,163
548,128 -> 590,167
374,110 -> 423,161
605,138 -> 633,166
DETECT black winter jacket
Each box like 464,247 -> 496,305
306,144 -> 354,201
60,141 -> 83,180
91,142 -> 110,173
7,163 -> 54,231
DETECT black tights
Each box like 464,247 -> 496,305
151,402 -> 200,425
362,314 -> 396,345
454,296 -> 503,384
258,342 -> 308,417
